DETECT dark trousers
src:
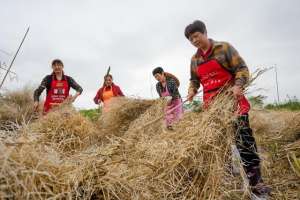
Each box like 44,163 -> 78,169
234,114 -> 262,186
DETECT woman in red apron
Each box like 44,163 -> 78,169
93,74 -> 124,112
184,20 -> 271,198
152,67 -> 183,130
33,59 -> 83,113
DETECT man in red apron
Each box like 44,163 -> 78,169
184,20 -> 270,198
33,59 -> 83,113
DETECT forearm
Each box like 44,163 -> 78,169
234,66 -> 249,87
189,79 -> 200,93
73,91 -> 81,98
189,63 -> 200,93
69,77 -> 83,94
33,86 -> 45,102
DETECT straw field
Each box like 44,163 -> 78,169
0,89 -> 299,200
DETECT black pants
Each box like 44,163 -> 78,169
234,114 -> 262,186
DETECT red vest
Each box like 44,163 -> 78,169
197,59 -> 250,115
44,76 -> 70,113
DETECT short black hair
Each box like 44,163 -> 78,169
152,67 -> 164,76
184,20 -> 207,39
51,59 -> 64,66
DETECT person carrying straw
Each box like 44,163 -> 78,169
184,20 -> 271,199
152,67 -> 183,131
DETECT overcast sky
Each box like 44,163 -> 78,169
0,0 -> 299,109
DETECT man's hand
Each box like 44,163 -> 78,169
187,88 -> 196,102
231,85 -> 243,99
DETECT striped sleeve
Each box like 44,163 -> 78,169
224,43 -> 249,87
67,76 -> 83,94
189,56 -> 200,92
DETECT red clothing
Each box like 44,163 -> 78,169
196,59 -> 250,115
44,75 -> 70,113
93,83 -> 124,104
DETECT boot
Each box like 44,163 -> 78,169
246,166 -> 271,198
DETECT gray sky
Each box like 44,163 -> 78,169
0,0 -> 299,109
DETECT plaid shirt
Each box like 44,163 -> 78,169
189,39 -> 249,92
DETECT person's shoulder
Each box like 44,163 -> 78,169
64,75 -> 77,82
97,86 -> 104,92
44,74 -> 52,79
166,76 -> 176,83
166,77 -> 178,88
42,74 -> 52,82
64,75 -> 71,79
212,40 -> 230,48
112,83 -> 120,88
155,82 -> 162,88
212,40 -> 235,54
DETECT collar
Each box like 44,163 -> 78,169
196,39 -> 222,59
52,72 -> 66,80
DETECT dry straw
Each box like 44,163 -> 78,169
0,89 -> 299,199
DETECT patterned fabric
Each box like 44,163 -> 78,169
161,85 -> 183,127
189,39 -> 250,92
156,76 -> 181,100
34,73 -> 83,102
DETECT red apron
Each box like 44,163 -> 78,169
197,59 -> 250,115
44,76 -> 70,113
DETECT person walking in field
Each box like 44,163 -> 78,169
93,74 -> 124,111
152,67 -> 183,130
33,59 -> 83,113
184,20 -> 271,199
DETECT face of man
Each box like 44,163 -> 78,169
52,63 -> 63,74
154,73 -> 165,83
188,31 -> 209,49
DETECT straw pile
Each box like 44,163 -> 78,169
0,87 -> 36,131
250,110 -> 300,199
0,90 -> 299,199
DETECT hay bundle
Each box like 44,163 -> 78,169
99,97 -> 156,137
84,94 -> 238,200
0,88 -> 36,130
0,140 -> 74,199
31,106 -> 98,153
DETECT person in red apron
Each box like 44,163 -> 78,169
184,20 -> 270,197
33,59 -> 83,113
93,74 -> 124,112
152,67 -> 183,130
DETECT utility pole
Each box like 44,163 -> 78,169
274,65 -> 280,104
270,65 -> 280,104
0,27 -> 30,90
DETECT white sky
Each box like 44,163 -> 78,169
0,0 -> 299,109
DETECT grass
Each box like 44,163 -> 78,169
80,108 -> 101,121
265,99 -> 300,111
